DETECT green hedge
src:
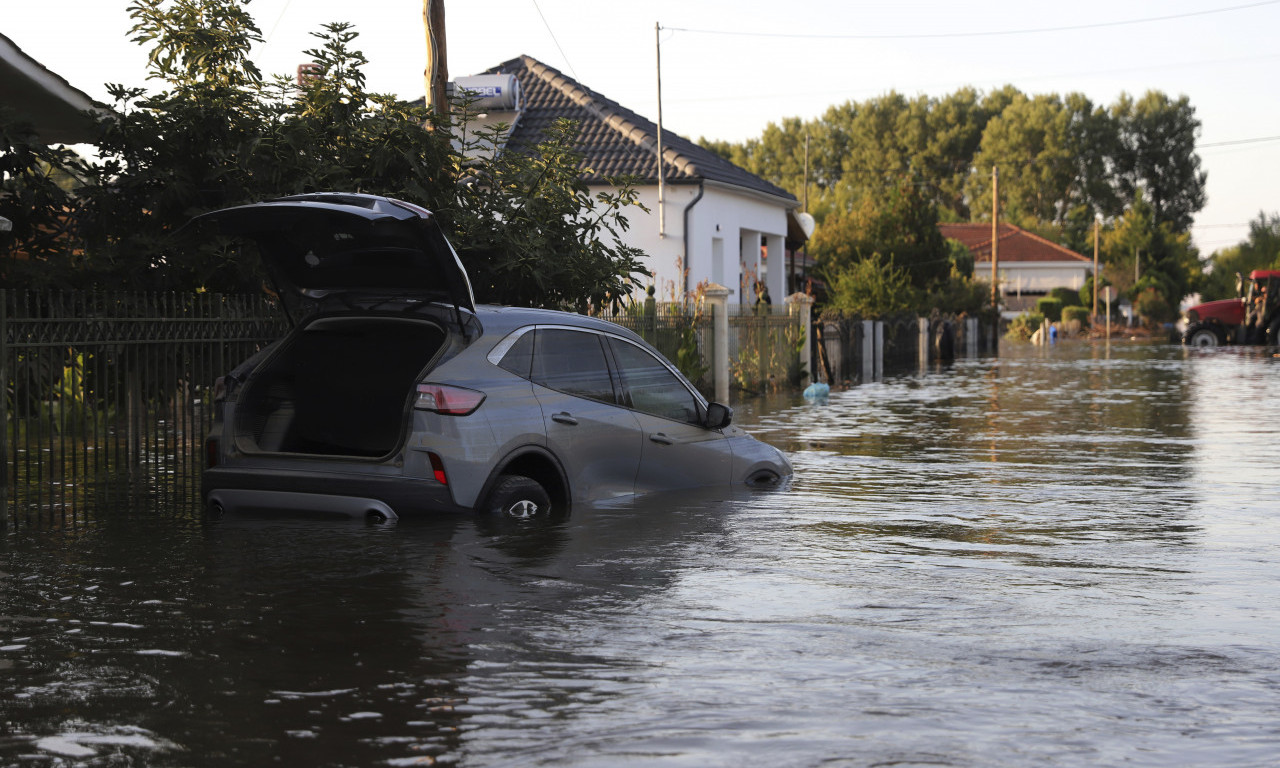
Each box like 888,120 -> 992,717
1062,305 -> 1091,327
1036,297 -> 1064,322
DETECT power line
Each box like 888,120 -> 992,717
665,0 -> 1280,40
1197,134 -> 1280,148
531,0 -> 578,80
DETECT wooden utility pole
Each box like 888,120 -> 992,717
423,0 -> 448,116
655,22 -> 665,238
1092,219 -> 1100,318
990,166 -> 999,312
803,133 -> 810,212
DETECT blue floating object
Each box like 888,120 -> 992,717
803,382 -> 830,400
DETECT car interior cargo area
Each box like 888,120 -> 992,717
235,317 -> 446,458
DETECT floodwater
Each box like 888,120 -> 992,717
3,341 -> 1280,767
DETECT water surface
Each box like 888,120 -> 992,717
3,341 -> 1279,766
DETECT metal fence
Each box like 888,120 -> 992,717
724,304 -> 805,394
817,312 -> 996,386
1,291 -> 287,528
594,302 -> 803,396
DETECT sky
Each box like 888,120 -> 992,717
6,0 -> 1279,256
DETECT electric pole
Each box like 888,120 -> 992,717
423,1 -> 448,116
1092,218 -> 1099,319
991,166 -> 999,313
655,22 -> 665,238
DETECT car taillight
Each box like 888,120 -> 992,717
414,384 -> 485,415
205,437 -> 220,468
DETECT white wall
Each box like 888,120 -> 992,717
593,182 -> 792,305
996,262 -> 1091,295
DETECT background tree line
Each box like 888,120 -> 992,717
701,87 -> 1236,323
0,0 -> 648,313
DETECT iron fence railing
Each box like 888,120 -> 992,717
1,290 -> 287,528
596,302 -> 803,396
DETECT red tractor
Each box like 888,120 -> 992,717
1182,269 -> 1280,347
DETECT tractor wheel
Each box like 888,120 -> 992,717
1268,319 -> 1280,347
1185,326 -> 1222,348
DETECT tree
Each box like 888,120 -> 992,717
448,117 -> 648,312
1112,91 -> 1207,231
1101,190 -> 1199,323
0,114 -> 88,285
824,252 -> 918,317
809,175 -> 950,292
1,0 -> 649,305
965,92 -> 1118,234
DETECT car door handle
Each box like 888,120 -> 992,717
649,433 -> 673,445
551,412 -> 579,426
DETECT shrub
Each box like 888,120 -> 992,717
1005,311 -> 1046,341
1062,305 -> 1091,331
1048,286 -> 1083,307
1035,296 -> 1064,322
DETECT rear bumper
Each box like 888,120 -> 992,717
202,466 -> 468,518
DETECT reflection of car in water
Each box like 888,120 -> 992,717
1183,269 -> 1280,347
196,193 -> 791,523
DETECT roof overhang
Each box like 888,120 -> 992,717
0,32 -> 101,144
703,178 -> 800,210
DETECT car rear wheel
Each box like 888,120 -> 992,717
485,475 -> 552,521
1186,326 -> 1221,348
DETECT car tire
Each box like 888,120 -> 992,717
1185,326 -> 1221,348
485,475 -> 553,521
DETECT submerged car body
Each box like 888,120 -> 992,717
198,193 -> 791,521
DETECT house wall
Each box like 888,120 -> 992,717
595,183 -> 791,306
986,262 -> 1092,295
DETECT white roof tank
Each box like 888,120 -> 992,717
451,74 -> 521,112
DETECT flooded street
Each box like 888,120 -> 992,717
4,341 -> 1280,766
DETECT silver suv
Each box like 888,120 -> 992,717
199,193 -> 791,522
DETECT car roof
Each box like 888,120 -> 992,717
474,304 -> 645,341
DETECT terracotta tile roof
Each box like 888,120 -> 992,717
938,222 -> 1090,263
481,55 -> 796,204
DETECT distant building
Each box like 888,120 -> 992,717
940,222 -> 1092,316
461,56 -> 809,305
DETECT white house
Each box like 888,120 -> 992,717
939,222 -> 1093,316
468,56 -> 805,306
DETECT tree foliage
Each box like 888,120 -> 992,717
699,84 -> 1210,315
0,0 -> 648,307
1101,190 -> 1199,322
808,175 -> 949,290
824,253 -> 918,317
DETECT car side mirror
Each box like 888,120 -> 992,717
704,402 -> 733,430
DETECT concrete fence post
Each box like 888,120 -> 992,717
861,320 -> 875,383
918,317 -> 930,370
704,284 -> 731,404
875,321 -> 885,380
787,292 -> 814,387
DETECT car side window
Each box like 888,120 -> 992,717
496,330 -> 534,378
531,329 -> 616,404
607,338 -> 700,424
